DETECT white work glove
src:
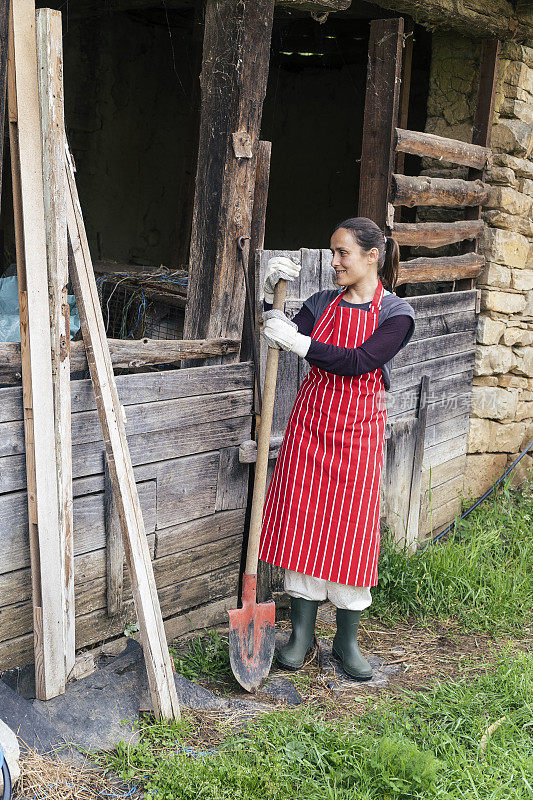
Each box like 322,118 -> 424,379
261,309 -> 311,358
263,256 -> 301,304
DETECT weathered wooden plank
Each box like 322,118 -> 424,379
0,480 -> 156,576
8,0 -> 66,699
320,249 -> 336,290
409,309 -> 476,342
183,0 -> 275,365
392,220 -> 484,248
394,128 -> 492,169
0,0 -> 7,212
0,415 -> 251,494
382,418 -> 418,545
358,18 -> 403,229
154,452 -> 220,530
155,508 -> 246,559
387,370 -> 473,422
422,432 -> 468,470
393,330 -> 476,369
36,8 -> 75,676
0,362 -> 254,422
420,471 -> 465,521
419,495 -> 462,540
420,453 -> 467,495
405,376 -> 430,546
391,174 -> 490,208
404,289 -> 477,316
75,534 -> 156,586
105,458 -> 124,617
215,447 -> 248,512
0,390 -> 252,458
391,351 -> 476,393
397,253 -> 485,285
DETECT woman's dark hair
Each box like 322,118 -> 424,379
332,217 -> 399,292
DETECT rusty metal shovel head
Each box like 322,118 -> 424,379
228,574 -> 275,693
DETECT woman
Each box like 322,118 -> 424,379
258,217 -> 415,680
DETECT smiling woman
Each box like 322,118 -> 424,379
260,217 -> 415,681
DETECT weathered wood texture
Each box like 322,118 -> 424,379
367,0 -> 531,39
183,0 -> 275,364
391,174 -> 491,208
397,252 -> 485,285
0,338 -> 241,381
36,7 -> 75,677
256,249 -> 476,549
394,128 -> 492,170
392,220 -> 484,248
0,0 -> 8,210
8,0 -> 66,700
358,18 -> 403,229
0,363 -> 253,673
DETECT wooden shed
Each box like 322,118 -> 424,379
0,0 -> 530,687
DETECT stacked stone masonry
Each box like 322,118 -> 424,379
421,36 -> 533,498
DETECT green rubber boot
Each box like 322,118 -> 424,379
332,608 -> 373,680
276,597 -> 318,670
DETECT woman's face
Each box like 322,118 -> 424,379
330,228 -> 378,287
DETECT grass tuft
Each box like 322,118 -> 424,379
371,477 -> 533,633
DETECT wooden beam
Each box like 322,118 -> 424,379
405,375 -> 430,548
65,143 -> 180,720
363,0 -> 532,40
183,0 -> 275,364
394,128 -> 492,170
397,252 -> 485,285
36,7 -> 75,679
7,0 -> 66,699
393,15 -> 414,225
0,337 -> 240,379
391,220 -> 484,248
358,17 -> 404,230
391,174 -> 490,207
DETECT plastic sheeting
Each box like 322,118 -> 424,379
0,274 -> 80,342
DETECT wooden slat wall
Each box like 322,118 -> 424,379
0,362 -> 253,671
256,249 -> 477,552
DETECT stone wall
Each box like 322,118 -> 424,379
421,34 -> 533,498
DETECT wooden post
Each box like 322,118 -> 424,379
65,143 -> 180,720
36,7 -> 75,678
457,39 -> 500,291
405,375 -> 430,548
0,0 -> 8,212
358,17 -> 404,230
7,0 -> 66,699
183,0 -> 275,365
105,457 -> 124,617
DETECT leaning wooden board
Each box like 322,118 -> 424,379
65,142 -> 179,720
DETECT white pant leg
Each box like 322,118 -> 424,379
284,569 -> 328,602
325,581 -> 372,611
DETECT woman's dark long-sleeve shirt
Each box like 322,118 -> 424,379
263,293 -> 414,382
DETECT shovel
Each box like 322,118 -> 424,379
228,277 -> 288,692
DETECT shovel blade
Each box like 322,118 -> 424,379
228,574 -> 275,693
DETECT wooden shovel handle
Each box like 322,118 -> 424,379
244,279 -> 287,576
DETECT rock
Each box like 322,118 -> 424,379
477,316 -> 505,345
486,186 -> 533,216
259,677 -> 302,706
480,290 -> 526,314
506,452 -> 533,486
481,227 -> 530,268
503,327 -> 533,346
500,98 -> 533,125
500,43 -> 533,69
462,453 -> 508,498
0,719 -> 20,785
478,262 -> 511,289
485,166 -> 516,186
517,177 -> 533,196
470,386 -> 519,421
504,61 -> 533,95
511,269 -> 533,291
514,345 -> 533,376
468,419 -> 527,453
524,290 -> 533,317
516,401 -> 533,421
499,374 -> 529,388
483,209 -> 533,237
493,153 -> 533,180
491,118 -> 533,158
473,375 -> 499,386
474,344 -> 517,375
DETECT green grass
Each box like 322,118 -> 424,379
100,649 -> 533,799
371,477 -> 533,633
170,629 -> 234,686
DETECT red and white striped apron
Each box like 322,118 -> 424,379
259,280 -> 387,587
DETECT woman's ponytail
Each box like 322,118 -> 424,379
381,237 -> 399,292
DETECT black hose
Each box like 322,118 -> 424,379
430,438 -> 533,545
